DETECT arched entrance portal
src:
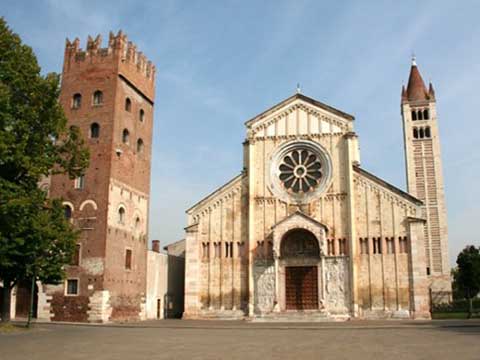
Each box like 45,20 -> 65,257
280,229 -> 320,310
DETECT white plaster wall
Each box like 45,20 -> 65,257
146,250 -> 168,319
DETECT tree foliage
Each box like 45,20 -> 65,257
454,245 -> 480,300
453,245 -> 480,318
0,18 -> 89,322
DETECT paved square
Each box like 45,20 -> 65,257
1,320 -> 479,360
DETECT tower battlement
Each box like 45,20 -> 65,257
64,31 -> 155,98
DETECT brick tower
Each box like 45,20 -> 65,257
42,31 -> 155,322
401,57 -> 451,295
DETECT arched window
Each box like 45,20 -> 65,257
423,109 -> 429,120
413,128 -> 419,139
72,93 -> 82,109
90,123 -> 100,138
137,138 -> 144,153
135,217 -> 141,232
139,109 -> 145,122
118,207 -> 125,224
411,110 -> 417,121
417,110 -> 423,120
419,127 -> 425,139
64,205 -> 72,220
93,90 -> 103,105
122,129 -> 129,144
125,98 -> 132,112
425,126 -> 431,138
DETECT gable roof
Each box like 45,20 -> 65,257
245,93 -> 355,127
353,166 -> 423,205
271,210 -> 329,232
186,173 -> 244,213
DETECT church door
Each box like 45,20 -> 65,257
285,266 -> 318,310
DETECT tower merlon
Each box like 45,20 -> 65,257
63,30 -> 156,94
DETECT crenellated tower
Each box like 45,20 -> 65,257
44,31 -> 156,322
401,58 -> 450,293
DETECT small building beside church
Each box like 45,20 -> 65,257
184,61 -> 451,320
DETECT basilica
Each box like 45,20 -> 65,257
5,31 -> 450,322
184,60 -> 451,320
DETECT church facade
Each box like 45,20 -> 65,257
184,61 -> 451,320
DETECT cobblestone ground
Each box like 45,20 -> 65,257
1,320 -> 480,360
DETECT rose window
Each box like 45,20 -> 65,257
269,140 -> 332,204
278,149 -> 323,193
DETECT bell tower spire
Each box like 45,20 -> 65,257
400,58 -> 450,294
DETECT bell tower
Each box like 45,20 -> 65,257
401,57 -> 450,287
45,31 -> 156,322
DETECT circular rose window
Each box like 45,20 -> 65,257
278,149 -> 323,193
269,140 -> 332,204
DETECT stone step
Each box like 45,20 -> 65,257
251,311 -> 342,322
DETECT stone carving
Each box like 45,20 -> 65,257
254,265 -> 275,313
324,258 -> 349,313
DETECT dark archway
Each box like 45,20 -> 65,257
280,228 -> 320,259
280,229 -> 320,310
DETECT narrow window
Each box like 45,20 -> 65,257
419,127 -> 425,139
237,242 -> 244,258
118,207 -> 125,224
125,249 -> 132,270
202,243 -> 210,259
399,237 -> 408,254
125,98 -> 132,112
64,205 -> 72,220
338,238 -> 347,255
90,123 -> 100,138
417,110 -> 423,120
373,237 -> 382,254
425,126 -> 431,138
139,109 -> 145,122
386,238 -> 394,254
360,238 -> 369,255
137,138 -> 144,153
74,175 -> 85,189
72,244 -> 81,266
413,128 -> 418,139
93,90 -> 103,105
122,129 -> 130,144
411,110 -> 417,121
423,109 -> 429,120
225,242 -> 229,258
72,93 -> 82,109
426,267 -> 431,276
66,279 -> 78,295
327,239 -> 335,256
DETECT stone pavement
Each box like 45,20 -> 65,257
1,319 -> 480,360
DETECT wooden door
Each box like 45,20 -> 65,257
285,266 -> 318,310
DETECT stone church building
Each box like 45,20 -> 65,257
184,59 -> 451,320
4,29 -> 451,322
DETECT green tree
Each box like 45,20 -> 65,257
454,245 -> 480,318
0,18 -> 89,322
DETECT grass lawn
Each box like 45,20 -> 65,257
0,323 -> 28,334
432,312 -> 480,319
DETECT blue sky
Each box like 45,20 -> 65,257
4,0 -> 480,266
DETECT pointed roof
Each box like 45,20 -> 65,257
404,57 -> 432,102
271,210 -> 329,232
245,93 -> 354,127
